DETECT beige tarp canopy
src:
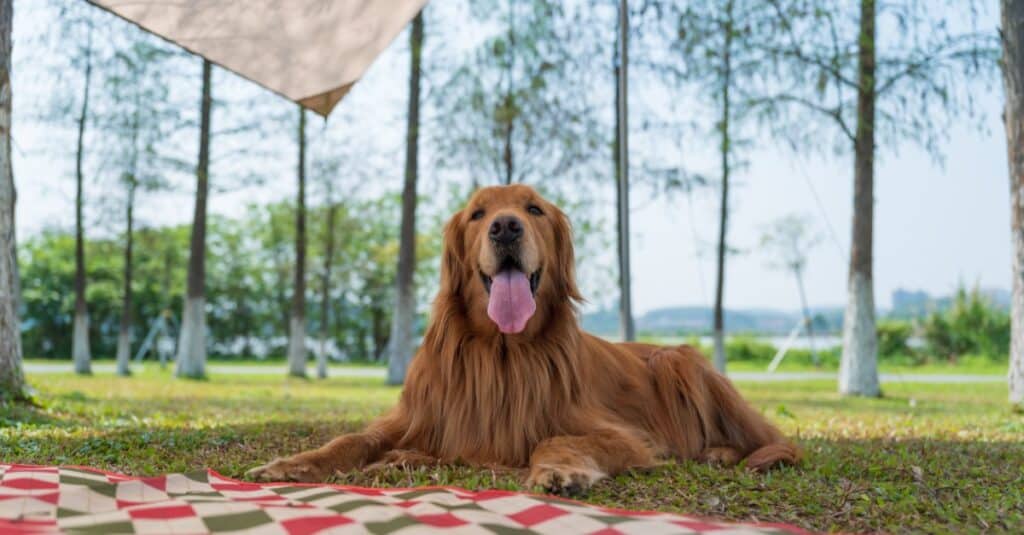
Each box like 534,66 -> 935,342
87,0 -> 428,116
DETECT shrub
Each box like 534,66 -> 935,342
921,287 -> 1010,363
724,337 -> 840,368
725,336 -> 777,362
877,320 -> 912,357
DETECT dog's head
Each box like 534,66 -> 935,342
438,185 -> 582,336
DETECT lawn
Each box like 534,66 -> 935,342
2,367 -> 1022,533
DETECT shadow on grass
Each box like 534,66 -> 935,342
0,398 -> 62,428
2,412 -> 1022,533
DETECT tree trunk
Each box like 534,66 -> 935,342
288,107 -> 308,378
319,193 -> 337,380
503,114 -> 514,184
387,11 -> 424,385
839,0 -> 880,397
73,25 -> 94,376
160,249 -> 172,369
0,0 -> 25,400
712,0 -> 734,373
116,97 -> 141,377
615,0 -> 635,342
176,59 -> 212,380
372,307 -> 389,361
1004,0 -> 1024,406
503,2 -> 514,186
115,180 -> 135,376
270,223 -> 290,335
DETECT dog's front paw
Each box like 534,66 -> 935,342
246,455 -> 328,483
526,463 -> 605,497
700,447 -> 742,467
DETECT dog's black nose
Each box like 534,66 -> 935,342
489,215 -> 523,245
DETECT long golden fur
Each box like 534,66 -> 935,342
249,185 -> 799,494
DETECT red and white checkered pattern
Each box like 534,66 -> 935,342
0,464 -> 808,534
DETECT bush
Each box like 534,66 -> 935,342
921,287 -> 1010,363
725,336 -> 777,362
875,320 -> 925,365
724,336 -> 840,368
877,320 -> 912,357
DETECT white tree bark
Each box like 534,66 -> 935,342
72,312 -> 91,375
839,0 -> 880,397
712,331 -> 726,373
386,290 -> 415,385
839,271 -> 880,396
176,60 -> 211,380
175,295 -> 206,378
115,330 -> 131,376
287,315 -> 307,377
317,338 -> 328,379
1004,0 -> 1024,406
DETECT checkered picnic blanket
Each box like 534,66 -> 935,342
0,464 -> 806,534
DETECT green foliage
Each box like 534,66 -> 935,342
433,0 -> 605,186
877,320 -> 914,360
18,197 -> 441,362
921,286 -> 1010,363
20,228 -> 188,360
724,336 -> 777,362
679,335 -> 841,368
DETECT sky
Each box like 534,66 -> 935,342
10,1 -> 1010,317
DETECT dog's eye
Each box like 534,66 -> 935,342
470,209 -> 485,221
527,205 -> 544,216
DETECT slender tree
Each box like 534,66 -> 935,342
318,182 -> 338,380
387,11 -> 424,385
1004,0 -> 1024,406
665,0 -> 787,370
709,0 -> 736,371
288,106 -> 308,378
72,21 -> 94,375
761,215 -> 822,366
0,0 -> 25,400
615,0 -> 635,342
760,0 -> 996,396
176,59 -> 212,379
112,54 -> 142,377
838,0 -> 880,396
98,39 -> 180,376
435,1 -> 602,187
502,2 -> 515,185
116,176 -> 137,376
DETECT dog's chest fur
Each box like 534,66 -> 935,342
401,335 -> 585,467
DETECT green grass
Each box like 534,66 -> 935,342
2,368 -> 1022,533
723,358 -> 1009,375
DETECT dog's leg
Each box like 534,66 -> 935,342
526,426 -> 656,496
247,413 -> 405,483
365,449 -> 441,471
647,346 -> 800,471
699,446 -> 743,466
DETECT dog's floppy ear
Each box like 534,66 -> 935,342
550,205 -> 583,303
439,210 -> 467,295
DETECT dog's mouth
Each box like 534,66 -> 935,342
480,267 -> 541,296
480,258 -> 540,334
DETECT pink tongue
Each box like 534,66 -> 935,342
487,270 -> 536,334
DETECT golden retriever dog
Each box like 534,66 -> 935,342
248,184 -> 799,494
